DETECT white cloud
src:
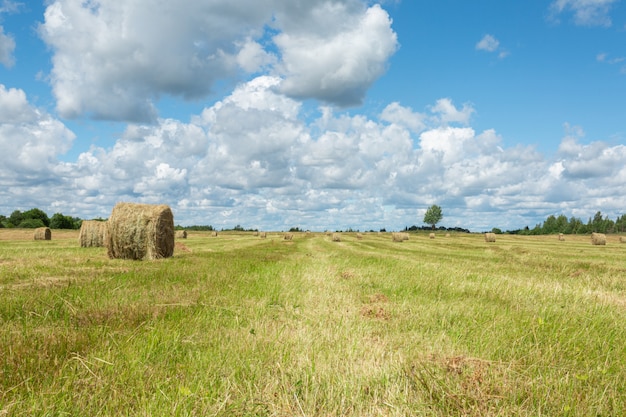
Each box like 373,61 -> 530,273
275,4 -> 398,106
476,34 -> 499,52
2,76 -> 626,231
549,0 -> 618,26
0,85 -> 75,182
38,1 -> 398,122
0,26 -> 15,67
429,98 -> 475,126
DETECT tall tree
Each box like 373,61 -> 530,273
423,205 -> 443,230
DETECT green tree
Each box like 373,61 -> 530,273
50,213 -> 76,229
18,218 -> 45,228
8,210 -> 23,227
423,205 -> 443,230
22,208 -> 50,227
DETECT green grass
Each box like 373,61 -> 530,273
1,230 -> 626,416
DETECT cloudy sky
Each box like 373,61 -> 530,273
1,0 -> 625,232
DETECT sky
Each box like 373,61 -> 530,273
1,0 -> 625,232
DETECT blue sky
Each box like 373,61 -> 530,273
1,0 -> 625,231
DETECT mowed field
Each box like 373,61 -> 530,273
1,229 -> 626,416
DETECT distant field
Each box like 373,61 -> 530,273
1,229 -> 625,416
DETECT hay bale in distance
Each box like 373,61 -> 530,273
591,232 -> 606,246
34,227 -> 51,241
260,232 -> 267,239
429,233 -> 435,239
284,233 -> 294,240
211,231 -> 218,237
79,220 -> 107,247
175,230 -> 187,239
392,232 -> 404,242
356,233 -> 364,240
484,232 -> 496,243
558,233 -> 565,241
620,236 -> 626,243
106,202 -> 174,260
332,233 -> 341,242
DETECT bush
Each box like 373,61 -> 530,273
18,218 -> 46,228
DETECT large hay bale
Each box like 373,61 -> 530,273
211,231 -> 218,237
429,233 -> 435,239
79,220 -> 107,247
356,233 -> 364,240
591,232 -> 606,246
175,230 -> 187,239
34,227 -> 51,241
106,202 -> 174,260
620,236 -> 626,243
484,232 -> 496,243
260,232 -> 267,239
332,233 -> 341,242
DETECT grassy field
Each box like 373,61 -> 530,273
1,229 -> 625,416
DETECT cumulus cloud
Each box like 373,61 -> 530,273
274,4 -> 398,106
38,0 -> 398,122
0,84 -> 76,183
3,75 -> 626,231
549,0 -> 618,26
0,26 -> 15,67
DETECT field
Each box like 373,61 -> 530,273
1,229 -> 626,416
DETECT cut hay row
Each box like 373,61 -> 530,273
591,232 -> 606,246
33,227 -> 51,241
484,232 -> 496,242
78,220 -> 107,247
106,202 -> 174,260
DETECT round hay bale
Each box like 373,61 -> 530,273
558,233 -> 565,241
620,236 -> 626,243
356,233 -> 364,240
392,232 -> 404,242
332,233 -> 341,242
175,230 -> 187,239
484,232 -> 496,243
429,233 -> 435,239
591,232 -> 606,246
284,233 -> 294,240
260,232 -> 267,239
79,220 -> 107,247
34,227 -> 51,241
106,202 -> 174,260
211,231 -> 218,237
445,233 -> 451,237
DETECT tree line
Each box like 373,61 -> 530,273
0,209 -> 83,229
506,211 -> 626,235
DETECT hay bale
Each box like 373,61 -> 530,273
591,232 -> 606,246
401,232 -> 409,241
392,232 -> 404,242
34,227 -> 51,241
79,220 -> 107,247
106,202 -> 174,260
211,231 -> 218,237
175,230 -> 187,239
284,233 -> 294,240
558,233 -> 565,241
484,232 -> 496,243
429,233 -> 435,239
332,233 -> 341,242
445,233 -> 450,237
620,236 -> 626,243
356,233 -> 364,240
260,232 -> 267,239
